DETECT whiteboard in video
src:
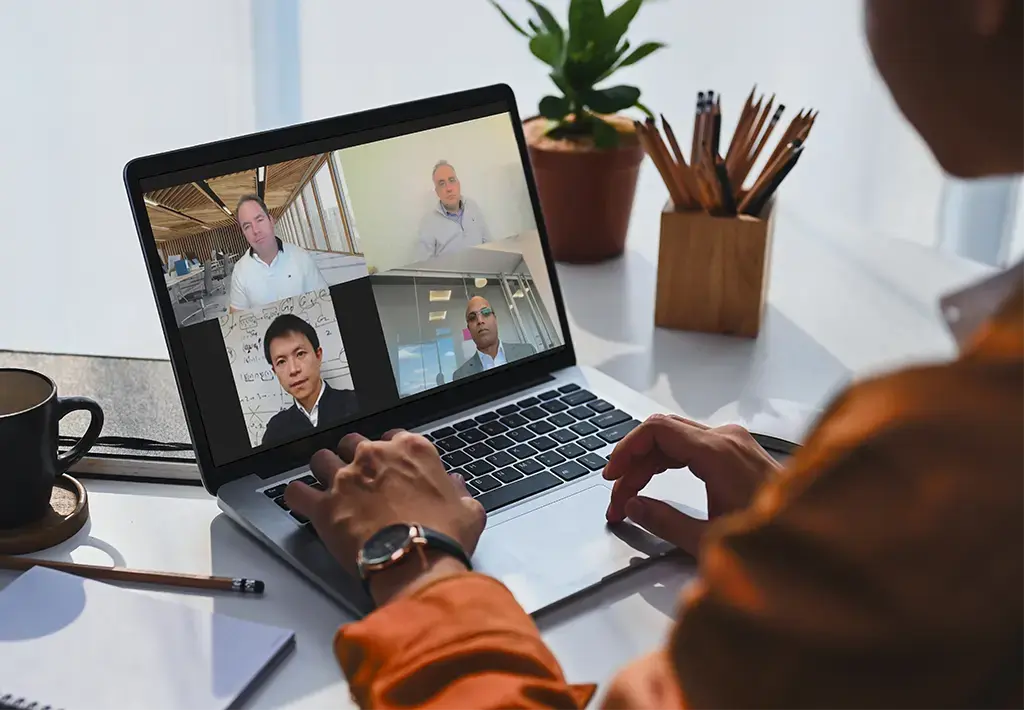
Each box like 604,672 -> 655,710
219,289 -> 353,447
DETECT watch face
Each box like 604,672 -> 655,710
362,524 -> 413,565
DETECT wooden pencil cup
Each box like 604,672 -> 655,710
654,201 -> 774,338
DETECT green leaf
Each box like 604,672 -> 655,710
614,41 -> 664,69
530,33 -> 562,67
527,18 -> 541,34
601,0 -> 642,51
488,0 -> 530,37
590,115 -> 621,149
568,0 -> 605,53
582,84 -> 641,113
549,71 -> 573,98
539,95 -> 572,120
635,100 -> 654,119
526,0 -> 564,41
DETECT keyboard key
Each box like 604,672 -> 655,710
538,389 -> 561,401
520,406 -> 547,421
540,400 -> 569,413
459,428 -> 487,444
487,434 -> 515,450
556,443 -> 586,459
548,413 -> 575,428
552,460 -> 589,481
298,474 -> 317,486
464,443 -> 494,459
453,420 -> 477,431
578,436 -> 606,451
561,389 -> 597,406
587,399 -> 615,414
465,460 -> 496,476
479,420 -> 509,436
579,453 -> 608,470
598,419 -> 641,443
472,474 -> 502,492
442,450 -> 472,468
514,459 -> 544,475
309,480 -> 324,491
550,429 -> 577,444
450,467 -> 472,481
558,383 -> 581,393
264,484 -> 287,498
507,427 -> 536,442
290,510 -> 310,524
567,406 -> 597,420
475,411 -> 498,423
272,495 -> 289,510
435,435 -> 466,453
530,436 -> 558,452
527,420 -> 556,435
486,451 -> 517,468
422,433 -> 434,442
496,404 -> 519,416
570,421 -> 598,436
517,396 -> 541,408
431,426 -> 456,439
536,451 -> 566,467
592,409 -> 631,429
475,471 -> 563,512
466,481 -> 482,496
493,467 -> 524,484
499,413 -> 529,428
509,444 -> 538,459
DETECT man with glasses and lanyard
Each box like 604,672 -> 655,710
452,295 -> 536,381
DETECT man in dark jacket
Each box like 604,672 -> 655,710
261,313 -> 359,446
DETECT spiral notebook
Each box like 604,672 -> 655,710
0,566 -> 295,710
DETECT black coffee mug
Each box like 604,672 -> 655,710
0,369 -> 104,529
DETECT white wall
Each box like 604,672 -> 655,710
336,114 -> 536,274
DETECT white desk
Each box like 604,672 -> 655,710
0,202 -> 992,708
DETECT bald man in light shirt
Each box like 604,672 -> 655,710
415,161 -> 492,262
452,296 -> 536,381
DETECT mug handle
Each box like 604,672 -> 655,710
55,397 -> 105,473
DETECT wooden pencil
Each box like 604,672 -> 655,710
727,95 -> 762,180
636,121 -> 689,209
735,103 -> 785,190
0,554 -> 266,594
737,138 -> 803,213
690,92 -> 704,166
725,87 -> 757,168
660,114 -> 702,205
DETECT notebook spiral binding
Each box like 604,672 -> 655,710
0,693 -> 61,710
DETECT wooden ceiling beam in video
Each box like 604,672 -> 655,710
144,198 -> 210,227
193,179 -> 234,220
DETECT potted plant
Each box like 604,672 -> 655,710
490,0 -> 664,263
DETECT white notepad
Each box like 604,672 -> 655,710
0,566 -> 295,710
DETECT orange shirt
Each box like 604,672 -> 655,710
335,274 -> 1023,709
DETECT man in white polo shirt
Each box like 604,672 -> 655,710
415,160 -> 492,263
229,194 -> 328,312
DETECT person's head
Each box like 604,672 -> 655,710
264,314 -> 323,403
236,194 -> 277,253
465,295 -> 498,352
432,160 -> 461,211
865,0 -> 1023,178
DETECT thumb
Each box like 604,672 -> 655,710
624,496 -> 708,558
284,481 -> 325,522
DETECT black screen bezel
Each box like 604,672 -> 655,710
123,83 -> 577,494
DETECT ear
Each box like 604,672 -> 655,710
315,347 -> 323,363
972,0 -> 1012,35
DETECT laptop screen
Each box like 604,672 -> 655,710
138,106 -> 566,466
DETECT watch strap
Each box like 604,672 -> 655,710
419,527 -> 473,572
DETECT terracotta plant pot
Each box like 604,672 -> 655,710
524,116 -> 644,264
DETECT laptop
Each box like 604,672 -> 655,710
123,84 -> 703,618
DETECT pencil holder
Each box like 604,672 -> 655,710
654,200 -> 774,338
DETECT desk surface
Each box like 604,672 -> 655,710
0,202 -> 991,708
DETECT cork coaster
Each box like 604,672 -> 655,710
0,475 -> 89,555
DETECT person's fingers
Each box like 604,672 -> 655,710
624,496 -> 708,558
667,414 -> 710,430
380,428 -> 406,442
336,432 -> 370,463
284,480 -> 327,524
309,447 -> 346,489
604,415 -> 707,522
449,470 -> 470,495
459,495 -> 487,555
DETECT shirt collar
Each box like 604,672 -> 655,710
294,380 -> 326,420
249,237 -> 284,263
479,341 -> 505,363
940,259 -> 1023,349
438,199 -> 464,217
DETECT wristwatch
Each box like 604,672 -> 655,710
356,523 -> 472,592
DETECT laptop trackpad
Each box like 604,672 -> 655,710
473,484 -> 676,613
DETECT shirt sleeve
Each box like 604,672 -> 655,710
335,572 -> 596,709
228,267 -> 249,311
476,203 -> 493,243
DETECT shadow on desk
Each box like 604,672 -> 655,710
208,514 -> 351,709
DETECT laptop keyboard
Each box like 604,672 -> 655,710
261,384 -> 641,523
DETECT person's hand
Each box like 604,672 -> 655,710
604,414 -> 781,557
285,430 -> 486,605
